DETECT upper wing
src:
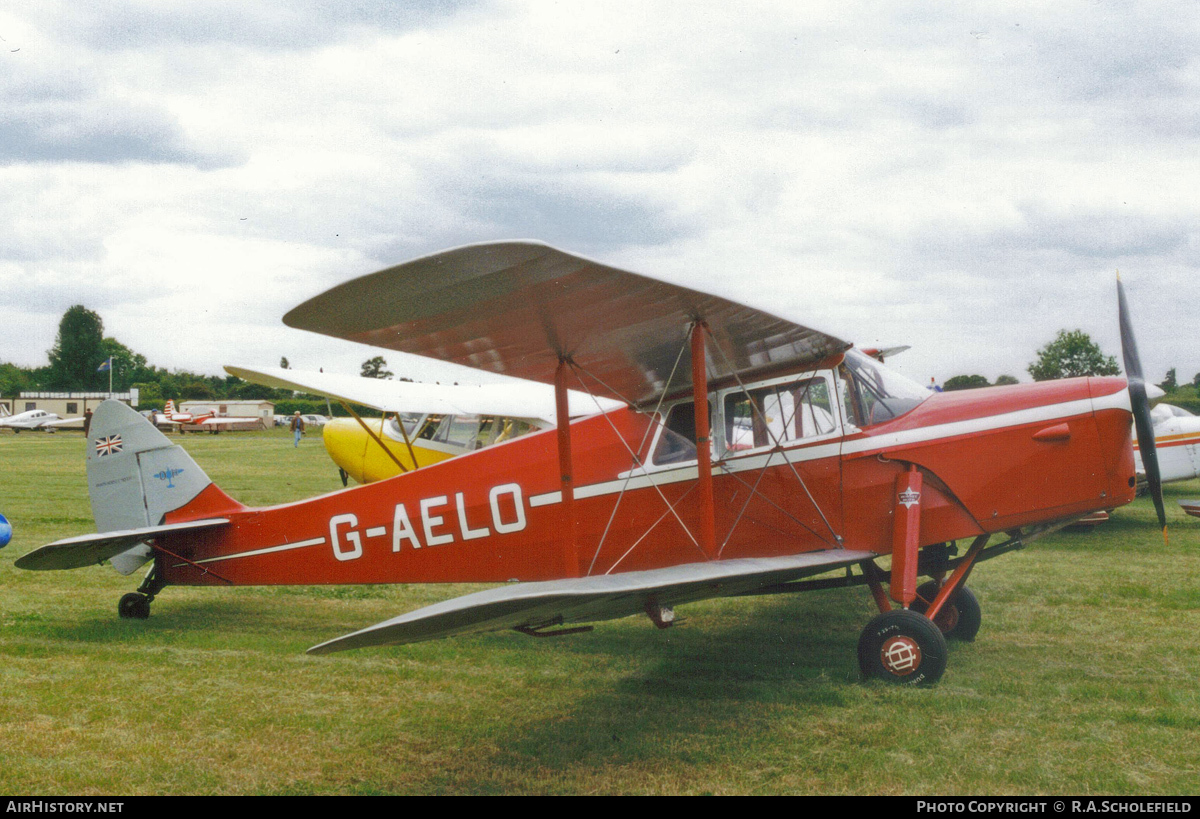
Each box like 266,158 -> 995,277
284,241 -> 850,407
224,365 -> 623,422
307,548 -> 875,654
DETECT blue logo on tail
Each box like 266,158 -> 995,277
153,468 -> 185,488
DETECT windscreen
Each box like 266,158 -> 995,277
840,348 -> 930,426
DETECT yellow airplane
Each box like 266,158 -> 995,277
224,366 -> 621,484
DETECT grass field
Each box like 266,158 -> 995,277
1,427 -> 1198,795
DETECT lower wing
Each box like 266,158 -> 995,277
308,549 -> 876,654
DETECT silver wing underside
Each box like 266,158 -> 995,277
16,518 -> 231,572
308,548 -> 875,655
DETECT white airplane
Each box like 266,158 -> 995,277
0,409 -> 83,432
224,365 -> 622,484
1136,403 -> 1200,485
153,400 -> 264,433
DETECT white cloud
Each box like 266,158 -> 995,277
1,0 -> 1198,388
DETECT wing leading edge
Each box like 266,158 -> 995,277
307,549 -> 876,655
284,241 -> 850,407
224,365 -> 623,422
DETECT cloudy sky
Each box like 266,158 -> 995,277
2,1 -> 1198,392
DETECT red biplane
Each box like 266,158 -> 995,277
16,243 -> 1167,685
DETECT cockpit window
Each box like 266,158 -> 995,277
386,412 -> 425,439
416,414 -> 444,440
723,376 -> 836,454
652,401 -> 711,466
839,348 -> 930,427
433,414 -> 483,449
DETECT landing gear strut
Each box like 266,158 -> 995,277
911,580 -> 982,642
118,562 -> 165,620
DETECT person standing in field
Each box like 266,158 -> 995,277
289,411 -> 305,447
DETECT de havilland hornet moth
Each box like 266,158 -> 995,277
15,243 -> 1167,685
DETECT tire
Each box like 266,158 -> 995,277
857,609 -> 948,686
911,581 -> 981,642
118,593 -> 151,620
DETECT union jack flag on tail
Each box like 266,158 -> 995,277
94,435 -> 123,457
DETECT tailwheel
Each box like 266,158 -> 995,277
857,609 -> 948,686
911,580 -> 982,642
118,592 -> 152,620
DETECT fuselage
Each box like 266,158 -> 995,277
1134,403 -> 1200,483
0,410 -> 62,429
156,353 -> 1137,589
322,413 -> 547,484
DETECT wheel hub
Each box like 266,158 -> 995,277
931,603 -> 960,633
880,635 -> 922,676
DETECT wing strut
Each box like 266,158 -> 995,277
566,337 -> 706,575
555,358 -> 580,577
691,321 -> 717,559
337,400 -> 410,474
705,325 -> 843,548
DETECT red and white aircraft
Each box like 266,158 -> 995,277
16,242 -> 1166,686
1136,403 -> 1200,485
155,399 -> 261,432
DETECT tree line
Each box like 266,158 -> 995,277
942,328 -> 1200,413
0,305 -> 400,415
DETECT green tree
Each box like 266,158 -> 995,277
280,357 -> 290,369
100,337 -> 155,391
179,379 -> 215,400
0,362 -> 37,396
994,375 -> 1019,386
45,306 -> 107,390
1158,368 -> 1177,392
943,374 -> 991,391
361,356 -> 393,379
1027,330 -> 1120,381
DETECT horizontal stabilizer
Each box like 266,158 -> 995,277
308,549 -> 875,655
16,519 -> 230,572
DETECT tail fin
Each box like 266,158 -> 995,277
164,399 -> 176,415
86,399 -> 241,574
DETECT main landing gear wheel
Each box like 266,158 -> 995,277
858,609 -> 948,686
118,593 -> 151,620
910,581 -> 982,642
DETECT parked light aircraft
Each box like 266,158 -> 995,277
224,366 -> 623,484
15,242 -> 1166,686
156,399 -> 262,432
0,409 -> 82,432
1135,403 -> 1200,485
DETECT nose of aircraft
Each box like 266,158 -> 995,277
322,418 -> 374,485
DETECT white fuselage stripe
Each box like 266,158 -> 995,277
527,391 -> 1126,508
190,537 -> 327,565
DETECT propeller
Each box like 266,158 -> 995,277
1117,273 -> 1168,543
